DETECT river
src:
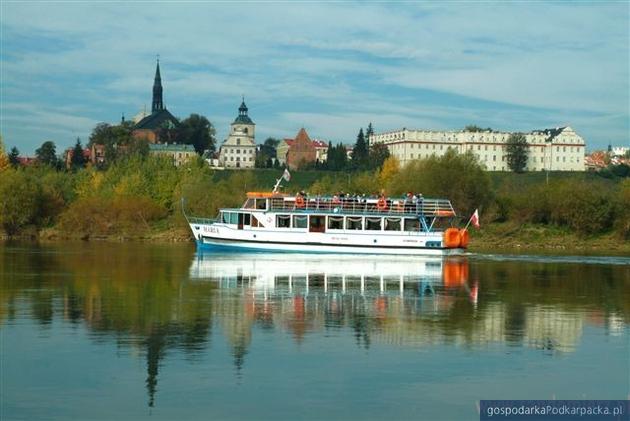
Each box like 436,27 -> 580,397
1,242 -> 628,420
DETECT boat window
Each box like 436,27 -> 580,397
404,218 -> 420,232
384,217 -> 401,231
243,213 -> 251,226
221,212 -> 229,223
328,216 -> 343,230
365,217 -> 382,231
346,216 -> 362,230
276,214 -> 291,228
251,215 -> 260,227
293,215 -> 307,229
255,199 -> 267,210
229,213 -> 238,225
243,198 -> 255,209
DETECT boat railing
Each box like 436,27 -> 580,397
188,216 -> 217,225
267,196 -> 456,217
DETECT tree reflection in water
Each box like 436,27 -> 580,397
1,243 -> 628,408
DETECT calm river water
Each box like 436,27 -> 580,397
1,242 -> 628,420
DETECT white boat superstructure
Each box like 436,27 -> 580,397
185,190 -> 470,255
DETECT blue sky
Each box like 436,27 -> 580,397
1,1 -> 628,155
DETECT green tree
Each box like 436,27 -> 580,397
506,133 -> 529,173
256,137 -> 280,168
365,122 -> 374,148
386,149 -> 492,216
35,141 -> 58,167
178,114 -> 215,154
9,147 -> 20,167
71,138 -> 86,170
367,142 -> 390,170
326,142 -> 348,171
351,128 -> 368,170
465,125 -> 493,132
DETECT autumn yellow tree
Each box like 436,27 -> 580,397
377,156 -> 400,190
0,134 -> 10,171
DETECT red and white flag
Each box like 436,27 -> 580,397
470,209 -> 480,229
282,168 -> 291,182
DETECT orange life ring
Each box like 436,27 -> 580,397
443,227 -> 461,248
377,197 -> 388,211
295,196 -> 305,208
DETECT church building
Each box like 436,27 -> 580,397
133,59 -> 180,143
218,99 -> 256,168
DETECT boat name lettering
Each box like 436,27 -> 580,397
203,226 -> 219,234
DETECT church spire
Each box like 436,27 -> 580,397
152,57 -> 163,113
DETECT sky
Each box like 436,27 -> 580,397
1,1 -> 628,155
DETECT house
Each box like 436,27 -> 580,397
149,143 -> 197,166
286,128 -> 316,170
218,99 -> 256,169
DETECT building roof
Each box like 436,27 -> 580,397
233,99 -> 254,125
294,128 -> 311,144
149,143 -> 196,153
311,139 -> 328,148
134,109 -> 180,130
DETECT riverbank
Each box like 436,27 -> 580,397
469,223 -> 630,255
3,223 -> 628,255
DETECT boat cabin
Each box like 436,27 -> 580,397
212,192 -> 457,233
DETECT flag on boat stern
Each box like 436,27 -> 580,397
470,209 -> 480,229
282,168 -> 291,181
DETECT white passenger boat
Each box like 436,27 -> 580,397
184,177 -> 470,255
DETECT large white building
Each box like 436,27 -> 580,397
370,126 -> 585,171
219,99 -> 256,169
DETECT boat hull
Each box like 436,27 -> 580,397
190,222 -> 465,256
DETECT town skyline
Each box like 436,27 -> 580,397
1,2 -> 628,155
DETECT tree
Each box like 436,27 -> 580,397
178,114 -> 216,154
35,141 -> 58,167
256,137 -> 280,168
368,142 -> 390,170
365,122 -> 374,148
350,128 -> 368,170
326,142 -> 348,171
9,147 -> 20,167
506,133 -> 529,173
464,125 -> 493,133
0,135 -> 9,171
71,138 -> 86,170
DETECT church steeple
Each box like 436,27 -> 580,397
239,96 -> 248,116
152,57 -> 163,113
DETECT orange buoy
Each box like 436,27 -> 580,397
443,227 -> 460,248
459,228 -> 470,248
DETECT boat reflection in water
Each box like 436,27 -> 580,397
189,253 -> 478,349
190,252 -> 474,295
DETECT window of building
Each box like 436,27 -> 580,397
237,139 -> 241,145
346,217 -> 362,230
293,215 -> 307,229
276,215 -> 291,228
493,155 -> 496,161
